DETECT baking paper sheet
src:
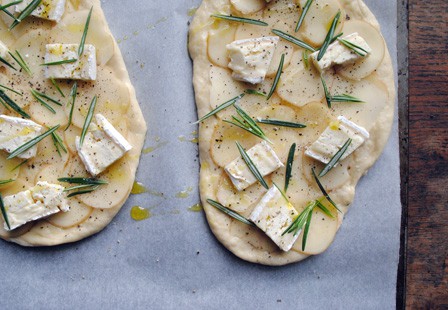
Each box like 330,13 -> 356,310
0,0 -> 401,308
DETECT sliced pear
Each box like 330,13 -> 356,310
292,200 -> 339,255
209,66 -> 245,116
328,74 -> 389,131
208,24 -> 237,68
28,97 -> 69,127
47,200 -> 93,229
230,0 -> 266,14
66,156 -> 133,209
63,125 -> 82,154
301,149 -> 352,191
0,152 -> 21,189
216,173 -> 266,217
336,20 -> 386,80
276,51 -> 324,107
299,0 -> 344,47
50,9 -> 115,66
0,178 -> 32,197
63,66 -> 131,128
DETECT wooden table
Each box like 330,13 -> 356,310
398,0 -> 448,308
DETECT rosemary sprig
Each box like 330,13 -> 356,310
65,82 -> 77,131
0,179 -> 14,185
211,14 -> 268,26
319,138 -> 352,177
9,0 -> 41,30
311,168 -> 340,212
9,50 -> 31,75
245,89 -> 266,97
331,94 -> 364,103
317,10 -> 341,61
285,143 -> 296,192
295,0 -> 313,32
282,200 -> 316,237
11,159 -> 28,171
51,131 -> 67,156
63,184 -> 97,192
235,141 -> 269,190
0,89 -> 30,118
31,89 -> 56,114
67,185 -> 99,198
50,77 -> 65,98
321,76 -> 332,108
302,50 -> 310,69
41,59 -> 77,66
338,38 -> 369,56
0,194 -> 11,230
31,89 -> 62,106
315,200 -> 335,219
207,199 -> 255,226
225,105 -> 271,143
0,84 -> 22,96
271,29 -> 316,52
257,118 -> 306,128
7,125 -> 60,159
194,93 -> 245,124
267,53 -> 284,100
79,95 -> 97,146
58,177 -> 108,185
78,6 -> 93,56
0,55 -> 17,70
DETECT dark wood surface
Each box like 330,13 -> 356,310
405,0 -> 448,308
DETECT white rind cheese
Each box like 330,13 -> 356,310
224,141 -> 283,191
0,115 -> 43,159
3,181 -> 69,231
76,114 -> 132,176
16,0 -> 66,23
44,44 -> 97,81
249,186 -> 299,252
0,40 -> 10,66
305,116 -> 370,164
311,33 -> 372,72
226,36 -> 279,84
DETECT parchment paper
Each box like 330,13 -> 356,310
0,0 -> 400,309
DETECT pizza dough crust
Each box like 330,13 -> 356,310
0,0 -> 146,246
189,0 -> 395,265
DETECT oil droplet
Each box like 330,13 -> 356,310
178,135 -> 186,142
130,206 -> 151,221
188,7 -> 198,16
189,204 -> 202,212
190,138 -> 199,144
143,141 -> 168,154
131,181 -> 148,195
176,186 -> 193,198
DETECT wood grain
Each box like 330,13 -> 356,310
407,0 -> 448,308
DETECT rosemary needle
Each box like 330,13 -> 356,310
317,10 -> 341,61
284,143 -> 296,192
207,199 -> 255,226
271,29 -> 316,52
79,95 -> 97,146
235,141 -> 269,190
211,14 -> 268,26
319,138 -> 352,177
7,125 -> 60,159
295,0 -> 313,32
267,53 -> 284,100
78,6 -> 93,56
0,194 -> 11,230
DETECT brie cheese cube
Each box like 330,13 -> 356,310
305,116 -> 370,164
44,44 -> 97,81
0,115 -> 43,159
249,186 -> 299,252
227,36 -> 279,84
76,114 -> 132,176
16,0 -> 66,23
310,33 -> 372,72
225,141 -> 283,191
3,181 -> 69,231
0,40 -> 10,66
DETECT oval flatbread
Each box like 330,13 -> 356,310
189,0 -> 395,265
0,0 -> 146,246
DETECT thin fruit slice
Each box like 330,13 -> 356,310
293,199 -> 339,255
337,20 -> 386,80
299,0 -> 344,47
47,200 -> 93,229
230,0 -> 266,14
66,156 -> 133,209
0,153 -> 21,190
208,24 -> 237,68
277,51 -> 324,107
216,173 -> 267,217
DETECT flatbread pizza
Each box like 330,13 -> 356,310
0,0 -> 146,246
189,0 -> 395,265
